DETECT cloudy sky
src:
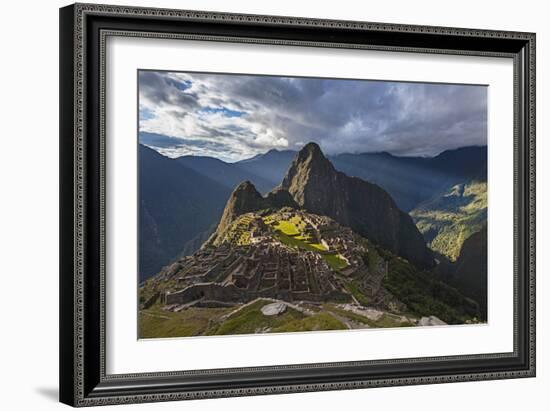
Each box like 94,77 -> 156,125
138,70 -> 487,162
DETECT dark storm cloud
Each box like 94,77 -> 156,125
138,71 -> 487,161
139,71 -> 199,110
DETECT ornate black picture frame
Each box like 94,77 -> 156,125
59,3 -> 535,407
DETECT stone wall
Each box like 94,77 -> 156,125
164,282 -> 352,306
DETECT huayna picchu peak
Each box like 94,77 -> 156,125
280,142 -> 434,268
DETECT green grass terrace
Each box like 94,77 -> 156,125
264,214 -> 349,271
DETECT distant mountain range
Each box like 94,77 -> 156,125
233,149 -> 297,190
140,143 -> 483,337
176,155 -> 275,194
331,146 -> 487,211
139,142 -> 487,282
139,145 -> 231,281
228,145 -> 487,211
144,142 -> 487,205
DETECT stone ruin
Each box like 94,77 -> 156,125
163,242 -> 352,306
153,210 -> 386,309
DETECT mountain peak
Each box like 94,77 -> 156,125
280,142 -> 335,193
211,181 -> 263,241
225,180 -> 265,215
213,142 -> 433,267
296,142 -> 329,165
233,180 -> 260,194
280,143 -> 434,268
209,181 -> 297,246
302,141 -> 323,154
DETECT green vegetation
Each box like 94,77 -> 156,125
206,300 -> 306,336
411,181 -> 487,261
139,306 -> 232,338
375,314 -> 414,328
366,247 -> 382,273
274,219 -> 301,236
205,300 -> 350,335
342,280 -> 371,306
323,253 -> 349,271
139,297 -> 422,338
379,248 -> 480,324
273,229 -> 318,250
266,214 -> 349,271
323,304 -> 414,328
217,214 -> 256,246
272,217 -> 326,250
142,300 -> 335,338
271,312 -> 347,332
323,305 -> 372,325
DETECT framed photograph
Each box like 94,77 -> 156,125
59,3 -> 536,407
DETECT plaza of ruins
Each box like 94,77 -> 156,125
145,210 -> 391,310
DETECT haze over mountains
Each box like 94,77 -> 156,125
139,146 -> 231,279
173,142 -> 487,209
331,146 -> 487,211
139,143 -> 487,284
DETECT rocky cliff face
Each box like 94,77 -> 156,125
215,181 -> 264,237
264,187 -> 299,209
454,226 -> 488,319
280,143 -> 434,268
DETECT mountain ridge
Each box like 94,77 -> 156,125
176,155 -> 276,194
139,145 -> 231,280
279,142 -> 434,268
218,144 -> 488,211
211,142 -> 433,268
139,143 -> 486,280
411,181 -> 487,261
209,181 -> 298,246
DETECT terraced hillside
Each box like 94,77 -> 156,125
411,181 -> 487,261
264,212 -> 349,271
140,208 -> 481,338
